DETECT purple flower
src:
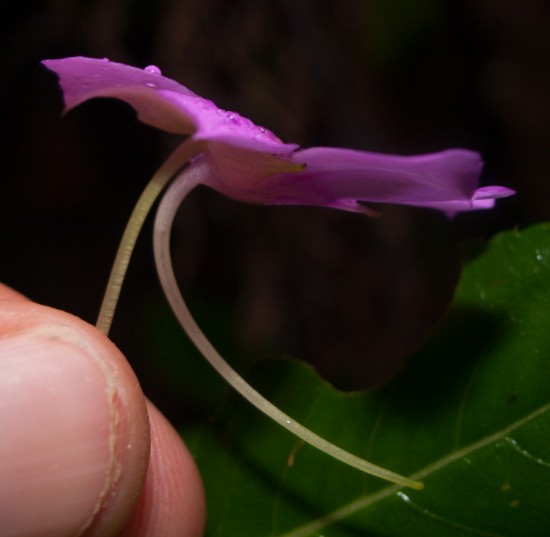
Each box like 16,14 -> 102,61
42,56 -> 514,216
41,57 -> 516,489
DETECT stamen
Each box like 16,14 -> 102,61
153,168 -> 423,490
95,139 -> 204,335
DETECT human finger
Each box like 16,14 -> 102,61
0,283 -> 150,536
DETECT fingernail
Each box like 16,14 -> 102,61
0,326 -> 118,536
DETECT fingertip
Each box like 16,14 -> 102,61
0,286 -> 205,537
0,293 -> 150,537
119,401 -> 206,537
0,282 -> 29,302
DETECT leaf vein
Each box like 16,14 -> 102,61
505,436 -> 550,468
397,492 -> 505,536
276,400 -> 550,537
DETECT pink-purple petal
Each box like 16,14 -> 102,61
42,57 -> 198,134
291,147 -> 485,202
42,57 -> 295,154
201,147 -> 514,215
254,148 -> 513,215
155,90 -> 296,154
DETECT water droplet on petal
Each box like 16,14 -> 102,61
144,65 -> 162,75
145,82 -> 156,88
102,57 -> 110,62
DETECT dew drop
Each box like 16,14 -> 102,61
285,419 -> 292,425
144,65 -> 162,75
145,82 -> 156,88
102,57 -> 110,62
397,491 -> 411,503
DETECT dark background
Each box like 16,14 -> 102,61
1,1 -> 546,424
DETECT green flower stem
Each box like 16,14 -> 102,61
153,170 -> 424,491
96,140 -> 202,335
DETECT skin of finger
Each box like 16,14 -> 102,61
0,284 -> 150,536
119,401 -> 206,537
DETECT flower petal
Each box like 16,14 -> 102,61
211,147 -> 514,215
42,57 -> 296,154
42,57 -> 199,134
155,91 -> 297,154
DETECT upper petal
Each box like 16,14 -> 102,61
42,57 -> 199,134
42,57 -> 296,154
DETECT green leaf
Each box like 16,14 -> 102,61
185,223 -> 550,536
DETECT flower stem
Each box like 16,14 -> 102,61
153,169 -> 424,490
96,140 -> 202,335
